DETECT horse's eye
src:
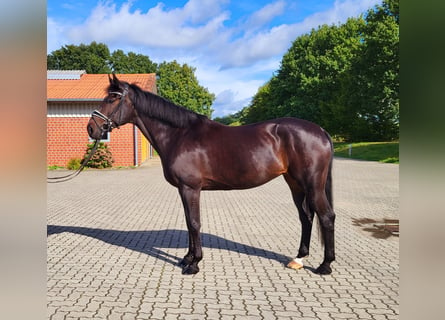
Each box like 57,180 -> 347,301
107,93 -> 122,102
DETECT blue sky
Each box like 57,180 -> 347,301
47,0 -> 381,118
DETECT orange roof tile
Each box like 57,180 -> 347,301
47,73 -> 157,100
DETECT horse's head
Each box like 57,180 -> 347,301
87,74 -> 136,140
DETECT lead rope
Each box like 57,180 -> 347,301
47,139 -> 100,183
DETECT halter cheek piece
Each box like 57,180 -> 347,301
91,84 -> 129,135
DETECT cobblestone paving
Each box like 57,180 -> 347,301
47,158 -> 399,319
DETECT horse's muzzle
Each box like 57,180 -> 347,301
87,122 -> 102,140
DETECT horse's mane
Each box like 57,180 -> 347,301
117,82 -> 207,128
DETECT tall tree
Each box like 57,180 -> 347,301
242,0 -> 399,141
156,61 -> 215,117
109,50 -> 157,73
346,0 -> 399,140
246,18 -> 364,133
47,42 -> 111,74
213,108 -> 248,126
243,77 -> 282,123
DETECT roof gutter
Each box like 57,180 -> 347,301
47,98 -> 103,102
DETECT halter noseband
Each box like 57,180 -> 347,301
91,84 -> 129,135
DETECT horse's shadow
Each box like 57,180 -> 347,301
47,225 -> 290,269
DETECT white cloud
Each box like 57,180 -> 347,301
47,17 -> 69,53
215,89 -> 236,105
245,0 -> 286,31
215,0 -> 381,69
183,0 -> 230,24
297,0 -> 378,30
193,59 -> 275,117
213,89 -> 248,117
217,24 -> 295,69
67,1 -> 229,49
54,0 -> 380,68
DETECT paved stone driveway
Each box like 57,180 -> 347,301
47,158 -> 399,319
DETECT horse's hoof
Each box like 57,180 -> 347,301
287,258 -> 304,270
315,264 -> 332,275
182,264 -> 199,275
179,256 -> 193,267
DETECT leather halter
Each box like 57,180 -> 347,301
91,84 -> 129,135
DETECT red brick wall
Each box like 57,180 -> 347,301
47,117 -> 142,167
105,123 -> 136,167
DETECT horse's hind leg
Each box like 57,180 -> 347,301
283,174 -> 315,266
307,187 -> 336,275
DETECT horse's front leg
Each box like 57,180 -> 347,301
178,185 -> 202,275
179,232 -> 194,268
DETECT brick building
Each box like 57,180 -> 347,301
47,70 -> 157,167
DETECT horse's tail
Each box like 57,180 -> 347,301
324,129 -> 334,210
326,150 -> 334,211
317,130 -> 334,247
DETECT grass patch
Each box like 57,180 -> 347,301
334,142 -> 399,163
48,165 -> 65,170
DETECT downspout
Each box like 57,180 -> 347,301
133,124 -> 138,166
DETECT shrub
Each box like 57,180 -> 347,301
67,158 -> 82,170
82,142 -> 114,169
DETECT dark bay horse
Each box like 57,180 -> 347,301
87,74 -> 336,275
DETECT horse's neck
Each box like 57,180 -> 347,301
134,115 -> 178,160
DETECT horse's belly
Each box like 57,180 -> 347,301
202,160 -> 285,190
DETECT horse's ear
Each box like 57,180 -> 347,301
108,74 -> 113,84
112,73 -> 119,85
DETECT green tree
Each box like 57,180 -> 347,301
214,107 -> 248,126
345,0 -> 399,140
156,61 -> 215,117
109,50 -> 157,73
245,18 -> 364,132
242,0 -> 399,141
47,41 -> 111,73
243,78 -> 281,123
